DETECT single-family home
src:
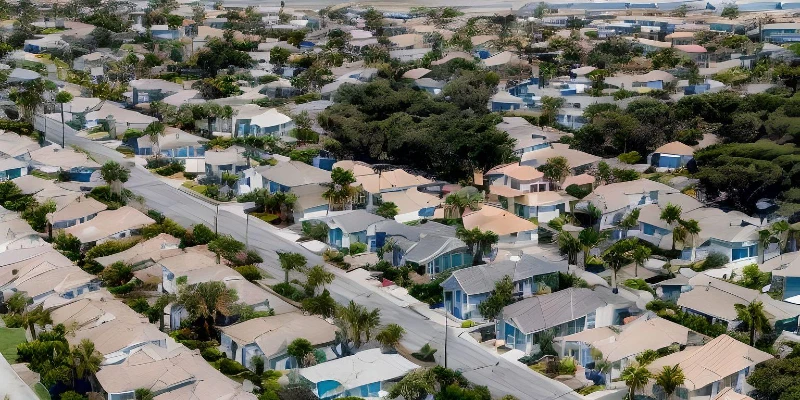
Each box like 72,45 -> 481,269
219,313 -> 338,370
520,143 -> 601,175
83,103 -> 157,133
150,24 -> 183,40
462,205 -> 538,246
675,44 -> 709,68
632,191 -> 704,246
665,31 -> 696,46
46,196 -> 107,231
130,127 -> 206,163
247,161 -> 332,220
495,117 -> 570,157
331,161 -> 435,211
204,146 -> 250,178
28,144 -> 101,182
72,52 -> 113,73
94,233 -> 182,270
127,79 -> 184,106
648,141 -> 695,169
159,250 -> 220,295
23,34 -> 67,53
760,22 -> 800,43
768,252 -> 800,303
677,274 -> 800,332
646,335 -> 773,400
0,210 -> 49,252
379,188 -> 442,223
0,246 -> 61,295
441,253 -> 567,320
603,70 -> 676,91
372,220 -> 470,274
497,287 -> 633,354
237,108 -> 295,138
160,89 -> 204,107
581,179 -> 676,230
0,157 -> 28,181
490,91 -> 526,112
12,175 -> 83,212
561,313 -> 698,379
299,349 -> 419,399
312,210 -> 386,250
0,131 -> 40,159
0,247 -> 98,303
5,68 -> 41,84
65,206 -> 156,246
680,207 -> 765,264
486,163 -> 550,193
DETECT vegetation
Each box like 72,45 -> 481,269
477,275 -> 514,320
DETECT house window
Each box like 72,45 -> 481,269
643,223 -> 656,235
732,245 -> 757,260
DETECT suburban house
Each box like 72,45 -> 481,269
159,250 -> 219,295
299,349 -> 419,399
603,70 -> 676,91
372,220 -> 471,275
491,91 -> 526,112
231,104 -> 294,138
581,179 -> 676,231
1,249 -> 97,303
311,210 -> 386,250
497,287 -> 633,354
0,157 -> 28,180
486,163 -> 550,194
204,146 -> 250,178
646,335 -> 773,400
129,127 -> 206,158
768,252 -> 800,303
495,117 -> 570,157
0,211 -> 47,252
23,34 -> 67,53
677,274 -> 800,332
94,233 -> 182,269
46,196 -> 107,230
83,103 -> 157,132
561,313 -> 699,379
441,253 -> 567,320
520,143 -> 601,175
219,313 -> 338,370
64,206 -> 156,246
675,44 -> 709,68
681,207 -> 765,264
28,144 -> 101,182
665,31 -> 696,45
379,188 -> 442,223
632,191 -> 704,247
0,131 -> 40,160
648,141 -> 695,169
461,205 -> 538,246
247,160 -> 332,220
127,79 -> 184,106
332,160 -> 434,211
150,24 -> 183,40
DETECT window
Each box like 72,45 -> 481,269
732,245 -> 756,260
643,223 -> 656,235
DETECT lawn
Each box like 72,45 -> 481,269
182,181 -> 208,195
0,327 -> 28,363
32,383 -> 51,400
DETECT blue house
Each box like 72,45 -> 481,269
769,253 -> 800,303
250,161 -> 332,220
150,25 -> 182,40
761,23 -> 800,43
498,288 -> 633,354
299,349 -> 419,400
0,158 -> 28,180
128,128 -> 206,159
372,220 -> 471,275
440,254 -> 567,320
491,91 -> 526,112
310,210 -> 386,250
647,141 -> 694,169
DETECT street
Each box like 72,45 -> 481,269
37,115 -> 579,399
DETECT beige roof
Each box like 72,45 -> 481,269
488,163 -> 544,181
332,160 -> 375,177
402,67 -> 431,79
152,349 -> 256,400
713,387 -> 754,400
562,174 -> 595,187
0,131 -> 40,157
96,345 -> 194,394
46,197 -> 107,224
489,185 -> 524,198
666,31 -> 696,39
471,35 -> 498,46
680,274 -> 800,322
521,143 -> 601,170
683,207 -> 761,244
514,191 -> 567,207
220,313 -> 337,358
12,260 -> 92,299
564,315 -> 690,363
584,179 -> 676,213
204,146 -> 248,166
94,233 -> 182,267
65,206 -> 155,243
462,205 -> 536,236
158,251 -> 219,274
256,161 -> 331,188
389,33 -> 423,48
654,141 -> 695,156
355,169 -> 432,194
0,247 -> 68,287
768,252 -> 800,276
84,103 -> 157,126
29,144 -> 101,169
483,51 -> 522,67
431,51 -> 474,66
12,175 -> 83,211
647,335 -> 772,390
380,188 -> 442,215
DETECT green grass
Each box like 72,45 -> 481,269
0,327 -> 28,363
182,181 -> 208,195
32,382 -> 51,400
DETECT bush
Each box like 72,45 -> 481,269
155,161 -> 185,176
127,298 -> 150,313
192,224 -> 217,245
108,281 -> 138,295
183,172 -> 198,180
411,343 -> 437,362
201,347 -> 225,362
219,358 -> 248,375
85,238 -> 140,259
698,251 -> 729,270
623,278 -> 655,295
565,184 -> 591,199
349,242 -> 367,255
559,357 -> 577,375
271,282 -> 308,302
461,320 -> 475,328
235,265 -> 263,282
618,151 -> 641,164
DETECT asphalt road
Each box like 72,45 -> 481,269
38,116 -> 579,399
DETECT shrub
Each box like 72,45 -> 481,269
235,265 -> 263,282
699,251 -> 729,270
192,224 -> 217,245
201,347 -> 225,361
219,358 -> 248,375
301,221 -> 328,242
323,249 -> 344,263
183,172 -> 198,180
272,282 -> 307,302
127,298 -> 150,313
618,151 -> 641,164
349,242 -> 367,255
461,320 -> 475,328
558,357 -> 577,375
155,161 -> 185,176
623,278 -> 655,295
565,184 -> 591,199
85,238 -> 140,259
108,281 -> 138,295
411,343 -> 437,362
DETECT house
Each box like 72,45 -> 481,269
150,24 -> 183,40
581,179 -> 676,231
65,206 -> 156,246
441,253 -> 567,320
509,191 -> 575,224
0,131 -> 40,159
379,188 -> 442,223
84,103 -> 157,133
760,23 -> 800,43
160,89 -> 203,107
603,70 -> 676,91
95,344 -> 256,400
520,143 -> 601,175
461,205 -> 538,246
219,313 -> 338,371
72,52 -> 112,73
680,207 -> 765,264
159,250 -> 220,295
768,252 -> 800,303
246,161 -> 332,220
648,141 -> 695,169
0,248 -> 97,303
6,68 -> 41,84
0,246 -> 61,295
495,117 -> 570,157
0,210 -> 49,252
236,108 -> 294,138
497,287 -> 633,354
665,31 -> 696,45
299,348 -> 419,399
49,290 -> 168,363
631,191 -> 704,246
204,146 -> 250,178
127,79 -> 184,106
94,233 -> 182,268
28,144 -> 101,182
12,175 -> 83,211
0,157 -> 28,180
675,44 -> 709,68
561,313 -> 697,379
333,160 -> 434,211
486,162 -> 550,193
372,220 -> 470,274
677,274 -> 800,332
646,335 -> 773,400
23,35 -> 66,53
413,78 -> 444,95
46,196 -> 107,230
491,91 -> 526,112
312,210 -> 386,250
130,127 -> 206,169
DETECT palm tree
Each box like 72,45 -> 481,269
617,209 -> 640,239
144,121 -> 166,157
557,230 -> 581,265
456,227 -> 499,266
306,265 -> 334,295
376,324 -> 406,353
659,203 -> 682,250
578,228 -> 607,268
539,156 -> 570,190
336,301 -> 381,349
679,219 -> 701,261
621,364 -> 652,400
757,229 -> 773,263
278,252 -> 307,284
585,203 -> 602,229
21,304 -> 51,340
444,190 -> 483,219
655,365 -> 685,400
603,238 -> 638,293
631,244 -> 651,278
72,339 -> 102,392
100,160 -> 130,198
672,224 -> 687,255
323,167 -> 358,212
9,78 -> 49,122
734,300 -> 771,346
362,308 -> 381,343
55,91 -> 73,149
176,281 -> 238,339
771,220 -> 790,254
4,292 -> 28,314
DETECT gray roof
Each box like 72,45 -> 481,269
373,220 -> 457,243
316,210 -> 385,234
404,236 -> 466,265
444,254 -> 567,296
256,161 -> 331,187
502,288 -> 627,334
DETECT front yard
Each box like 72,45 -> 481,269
0,327 -> 27,363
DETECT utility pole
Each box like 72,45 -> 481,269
245,214 -> 249,247
214,203 -> 220,263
